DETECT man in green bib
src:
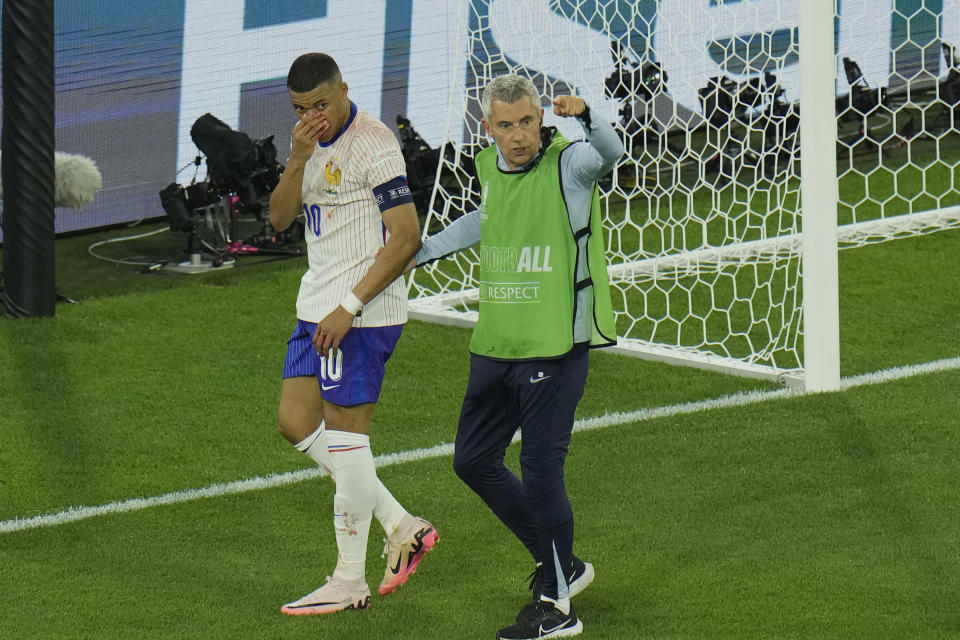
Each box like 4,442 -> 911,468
414,74 -> 624,639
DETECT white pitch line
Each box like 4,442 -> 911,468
2,356 -> 958,536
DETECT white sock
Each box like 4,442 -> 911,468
327,430 -> 378,583
295,422 -> 335,480
295,423 -> 411,536
374,481 -> 413,540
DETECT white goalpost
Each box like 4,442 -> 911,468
407,0 -> 960,391
798,0 -> 841,392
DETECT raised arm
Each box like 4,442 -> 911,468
552,96 -> 624,185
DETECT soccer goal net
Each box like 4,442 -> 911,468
407,0 -> 960,389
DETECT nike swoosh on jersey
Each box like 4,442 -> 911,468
321,383 -> 340,390
529,375 -> 551,384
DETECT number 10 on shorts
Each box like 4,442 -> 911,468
320,349 -> 343,383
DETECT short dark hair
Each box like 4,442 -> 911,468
286,52 -> 341,93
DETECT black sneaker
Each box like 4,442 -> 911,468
497,600 -> 583,639
527,556 -> 595,602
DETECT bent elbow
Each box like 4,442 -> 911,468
268,212 -> 288,232
409,233 -> 424,252
391,221 -> 423,253
268,200 -> 292,232
608,139 -> 627,162
398,231 -> 422,258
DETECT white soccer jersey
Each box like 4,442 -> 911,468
295,106 -> 409,326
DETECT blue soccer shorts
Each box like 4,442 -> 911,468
282,320 -> 403,407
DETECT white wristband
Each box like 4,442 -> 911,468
340,291 -> 363,315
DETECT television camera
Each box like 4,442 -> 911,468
604,41 -> 668,105
699,74 -> 763,126
838,56 -> 888,121
397,114 -> 441,215
697,70 -> 799,179
938,42 -> 960,128
396,114 -> 477,220
603,41 -> 674,155
831,56 -> 893,155
160,114 -> 302,272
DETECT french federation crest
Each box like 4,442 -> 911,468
324,159 -> 342,196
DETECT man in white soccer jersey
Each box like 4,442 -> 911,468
268,52 -> 438,616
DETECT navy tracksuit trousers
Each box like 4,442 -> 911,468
452,343 -> 590,602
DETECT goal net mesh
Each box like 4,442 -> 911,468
408,0 -> 960,382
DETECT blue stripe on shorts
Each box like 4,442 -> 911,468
282,320 -> 402,406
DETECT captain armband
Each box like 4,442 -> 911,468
372,176 -> 414,213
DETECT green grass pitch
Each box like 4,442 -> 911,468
1,215 -> 959,638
